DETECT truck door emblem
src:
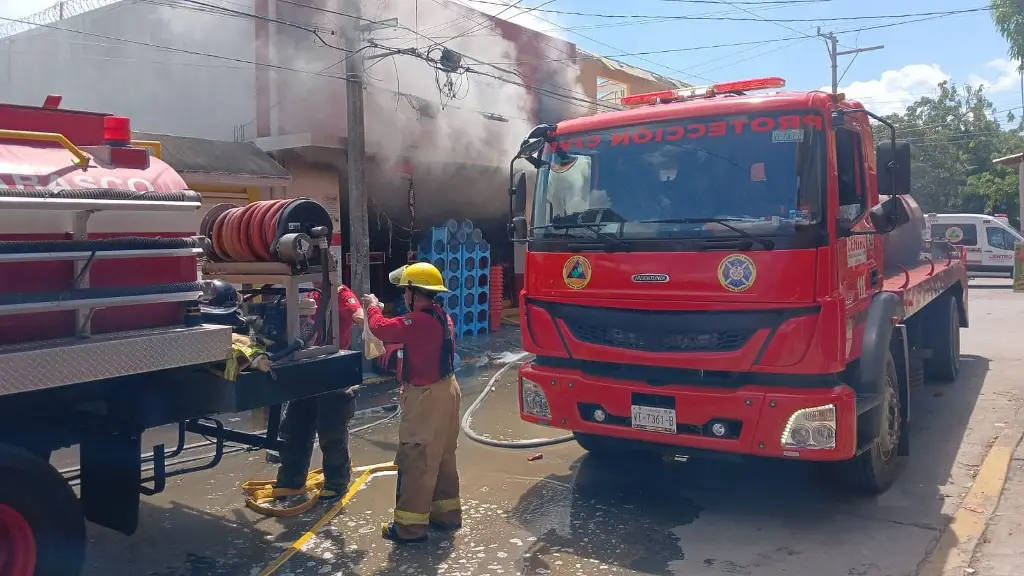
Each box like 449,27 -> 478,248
562,255 -> 592,290
945,226 -> 964,243
718,254 -> 757,292
632,273 -> 669,283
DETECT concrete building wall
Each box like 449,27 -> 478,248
578,52 -> 690,113
0,0 -> 256,141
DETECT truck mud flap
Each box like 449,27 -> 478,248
79,427 -> 142,535
859,291 -> 903,396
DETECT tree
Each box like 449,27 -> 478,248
867,80 -> 1024,227
991,0 -> 1024,69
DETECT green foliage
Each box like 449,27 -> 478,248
868,80 -> 1024,227
991,0 -> 1024,70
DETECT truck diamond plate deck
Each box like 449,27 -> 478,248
0,324 -> 233,396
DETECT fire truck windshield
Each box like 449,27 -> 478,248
531,111 -> 827,249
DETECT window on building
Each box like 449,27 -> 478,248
596,77 -> 627,106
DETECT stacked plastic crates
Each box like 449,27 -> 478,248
417,219 -> 491,339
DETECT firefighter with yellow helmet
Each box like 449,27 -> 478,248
361,262 -> 462,543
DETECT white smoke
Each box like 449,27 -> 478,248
354,0 -> 584,170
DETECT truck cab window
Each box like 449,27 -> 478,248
835,128 -> 867,224
987,227 -> 1010,250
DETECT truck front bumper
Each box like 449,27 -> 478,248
518,362 -> 857,461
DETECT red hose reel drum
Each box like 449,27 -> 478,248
199,198 -> 334,264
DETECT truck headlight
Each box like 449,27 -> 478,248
520,377 -> 551,419
780,404 -> 836,450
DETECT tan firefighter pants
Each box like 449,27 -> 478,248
391,374 -> 462,540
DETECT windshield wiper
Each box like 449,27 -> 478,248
640,218 -> 775,250
533,222 -> 629,251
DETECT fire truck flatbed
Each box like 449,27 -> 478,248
884,254 -> 969,320
0,97 -> 361,576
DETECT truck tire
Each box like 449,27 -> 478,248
924,295 -> 961,383
0,444 -> 85,576
836,351 -> 903,494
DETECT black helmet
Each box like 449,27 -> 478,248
199,279 -> 239,314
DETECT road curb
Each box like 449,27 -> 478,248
917,407 -> 1024,576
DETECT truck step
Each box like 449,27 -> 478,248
856,393 -> 882,415
0,324 -> 232,395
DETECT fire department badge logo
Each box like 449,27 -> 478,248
562,255 -> 592,290
718,254 -> 757,292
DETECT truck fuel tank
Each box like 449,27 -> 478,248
879,194 -> 926,272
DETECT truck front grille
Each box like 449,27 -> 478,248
569,323 -> 752,353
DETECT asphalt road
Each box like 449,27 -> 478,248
77,279 -> 1024,576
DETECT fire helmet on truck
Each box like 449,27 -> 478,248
199,279 -> 239,315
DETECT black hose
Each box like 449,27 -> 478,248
0,236 -> 209,255
0,188 -> 201,202
0,281 -> 204,307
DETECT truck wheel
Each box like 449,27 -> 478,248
837,352 -> 903,494
0,444 -> 85,576
924,295 -> 961,383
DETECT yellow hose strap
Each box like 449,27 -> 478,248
394,509 -> 430,525
431,498 -> 461,513
257,463 -> 398,576
241,469 -> 326,518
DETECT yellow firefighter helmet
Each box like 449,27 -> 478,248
389,262 -> 449,293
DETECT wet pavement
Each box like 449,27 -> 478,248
79,280 -> 1024,576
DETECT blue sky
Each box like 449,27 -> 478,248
1,0 -> 1017,117
468,0 -> 1020,117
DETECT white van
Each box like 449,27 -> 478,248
925,213 -> 1023,278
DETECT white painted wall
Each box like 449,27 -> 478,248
0,0 -> 256,141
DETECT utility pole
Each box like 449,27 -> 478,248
343,0 -> 370,298
817,28 -> 884,94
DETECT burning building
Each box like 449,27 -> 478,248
0,0 -> 688,295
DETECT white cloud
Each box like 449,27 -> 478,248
824,58 -> 1024,116
822,63 -> 949,115
0,0 -> 59,20
968,58 -> 1021,93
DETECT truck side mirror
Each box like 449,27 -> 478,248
512,171 -> 528,217
869,195 -> 911,234
876,140 -> 911,196
510,216 -> 529,241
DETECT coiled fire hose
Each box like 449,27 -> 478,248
461,361 -> 574,449
242,406 -> 402,517
202,199 -> 291,262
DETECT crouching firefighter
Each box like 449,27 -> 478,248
361,263 -> 462,543
272,283 -> 365,504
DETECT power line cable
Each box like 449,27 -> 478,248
460,3 -> 990,23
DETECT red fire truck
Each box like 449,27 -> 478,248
507,77 -> 968,493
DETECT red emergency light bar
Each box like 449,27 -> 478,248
103,115 -> 131,146
620,76 -> 786,107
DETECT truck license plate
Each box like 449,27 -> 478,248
631,405 -> 676,434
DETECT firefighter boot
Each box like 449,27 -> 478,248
316,390 -> 356,502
